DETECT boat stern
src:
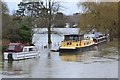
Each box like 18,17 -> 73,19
4,52 -> 17,60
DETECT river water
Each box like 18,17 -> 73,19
1,28 -> 118,78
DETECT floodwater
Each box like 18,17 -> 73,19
1,28 -> 118,78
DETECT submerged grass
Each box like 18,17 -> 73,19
100,50 -> 112,56
102,39 -> 118,48
100,39 -> 118,56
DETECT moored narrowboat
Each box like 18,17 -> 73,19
59,34 -> 95,52
85,32 -> 108,45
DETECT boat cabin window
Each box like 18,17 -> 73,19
29,48 -> 35,51
84,37 -> 90,40
23,48 -> 28,52
6,43 -> 23,52
8,45 -> 15,50
64,36 -> 82,41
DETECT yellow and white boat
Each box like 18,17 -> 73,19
59,34 -> 95,52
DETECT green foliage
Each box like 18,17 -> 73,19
2,46 -> 7,52
2,1 -> 34,44
0,45 -> 1,52
8,16 -> 33,43
17,21 -> 32,43
15,1 -> 62,44
1,1 -> 9,14
2,1 -> 12,39
2,0 -> 63,45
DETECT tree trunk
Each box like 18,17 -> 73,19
48,26 -> 52,44
48,1 -> 52,45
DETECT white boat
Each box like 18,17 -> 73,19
85,32 -> 108,45
3,43 -> 40,60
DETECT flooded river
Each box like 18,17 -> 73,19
1,28 -> 118,78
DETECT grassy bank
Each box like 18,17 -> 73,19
102,39 -> 118,48
0,39 -> 2,69
100,39 -> 118,56
0,53 -> 2,69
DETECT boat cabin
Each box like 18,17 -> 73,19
84,32 -> 107,44
64,34 -> 84,41
6,43 -> 24,52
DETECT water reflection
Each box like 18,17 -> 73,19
2,59 -> 39,77
59,53 -> 84,62
2,50 -> 118,78
59,51 -> 97,64
59,50 -> 118,64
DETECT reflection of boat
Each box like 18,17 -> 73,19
59,34 -> 95,52
59,53 -> 84,62
3,43 -> 40,60
2,60 -> 36,75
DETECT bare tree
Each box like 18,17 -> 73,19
16,0 -> 62,44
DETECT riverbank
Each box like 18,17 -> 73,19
92,39 -> 119,62
100,39 -> 118,55
0,57 -> 1,69
0,40 -> 2,69
103,39 -> 118,48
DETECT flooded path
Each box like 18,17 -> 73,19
1,28 -> 118,78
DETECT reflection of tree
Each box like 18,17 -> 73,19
48,52 -> 51,59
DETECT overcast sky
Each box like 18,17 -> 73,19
4,0 -> 81,15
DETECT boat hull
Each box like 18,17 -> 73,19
59,44 -> 95,53
3,52 -> 40,61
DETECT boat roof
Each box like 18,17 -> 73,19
64,34 -> 84,37
23,46 -> 36,48
85,32 -> 103,38
9,43 -> 22,45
